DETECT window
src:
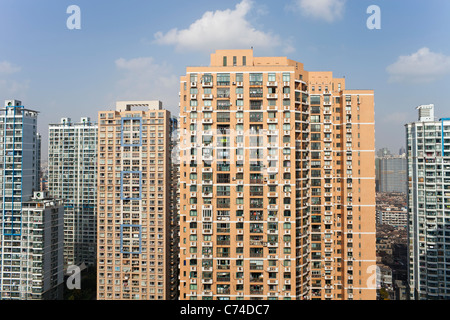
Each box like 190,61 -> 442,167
249,87 -> 263,98
250,100 -> 263,110
310,96 -> 321,105
217,112 -> 230,123
249,73 -> 263,86
310,115 -> 321,123
217,88 -> 230,98
250,112 -> 263,122
268,73 -> 276,82
217,186 -> 230,196
311,106 -> 320,114
223,56 -> 227,66
217,74 -> 230,86
202,73 -> 213,84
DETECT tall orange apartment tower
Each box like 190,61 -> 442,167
96,101 -> 178,300
178,50 -> 376,300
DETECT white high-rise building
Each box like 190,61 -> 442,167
406,104 -> 450,300
48,117 -> 98,269
0,100 -> 64,300
19,191 -> 64,300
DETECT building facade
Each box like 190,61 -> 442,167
406,104 -> 450,299
48,117 -> 98,270
19,191 -> 65,300
377,208 -> 408,228
0,100 -> 63,300
0,100 -> 40,299
96,101 -> 178,300
178,50 -> 376,300
169,117 -> 180,300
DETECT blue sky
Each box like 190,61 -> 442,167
1,0 -> 450,158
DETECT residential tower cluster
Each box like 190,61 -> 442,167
0,49 -> 447,300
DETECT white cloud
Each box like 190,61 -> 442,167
0,61 -> 28,99
386,47 -> 450,83
114,57 -> 179,109
154,0 -> 288,53
0,61 -> 21,75
291,0 -> 346,23
0,79 -> 29,96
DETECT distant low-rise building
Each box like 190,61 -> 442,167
377,207 -> 407,228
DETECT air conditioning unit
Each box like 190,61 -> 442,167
34,191 -> 48,200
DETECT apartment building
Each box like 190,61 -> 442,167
18,191 -> 64,300
0,100 -> 40,299
406,104 -> 450,299
0,100 -> 64,300
48,117 -> 97,270
377,207 -> 408,228
178,50 -> 376,300
169,116 -> 180,300
96,101 -> 178,300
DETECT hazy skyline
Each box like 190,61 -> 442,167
1,0 -> 450,158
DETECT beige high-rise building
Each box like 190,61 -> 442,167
96,101 -> 178,300
178,50 -> 376,300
